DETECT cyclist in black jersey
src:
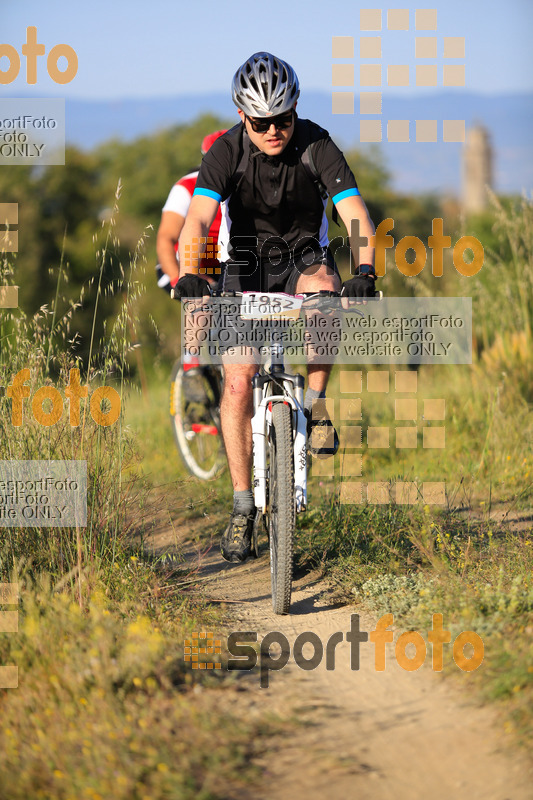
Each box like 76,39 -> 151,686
174,52 -> 377,562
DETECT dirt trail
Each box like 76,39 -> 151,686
155,522 -> 532,800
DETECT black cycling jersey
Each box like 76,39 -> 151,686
194,117 -> 360,267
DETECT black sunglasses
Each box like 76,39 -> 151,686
245,110 -> 294,133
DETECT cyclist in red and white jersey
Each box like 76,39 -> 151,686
156,129 -> 227,292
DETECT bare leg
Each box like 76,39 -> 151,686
220,362 -> 257,491
295,263 -> 341,390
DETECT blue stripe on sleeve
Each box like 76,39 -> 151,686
193,188 -> 222,202
332,188 -> 361,205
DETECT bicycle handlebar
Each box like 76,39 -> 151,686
209,289 -> 383,304
182,290 -> 383,321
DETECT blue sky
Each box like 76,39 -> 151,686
2,0 -> 533,99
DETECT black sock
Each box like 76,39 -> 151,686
304,387 -> 326,414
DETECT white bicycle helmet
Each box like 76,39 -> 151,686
231,52 -> 300,116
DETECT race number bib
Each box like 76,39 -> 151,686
240,292 -> 304,320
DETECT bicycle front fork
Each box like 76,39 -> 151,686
251,373 -> 307,514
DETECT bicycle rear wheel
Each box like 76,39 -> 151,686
170,361 -> 225,480
268,402 -> 295,614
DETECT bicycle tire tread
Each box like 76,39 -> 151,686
269,402 -> 295,614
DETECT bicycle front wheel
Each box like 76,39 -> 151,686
268,402 -> 295,614
170,361 -> 225,481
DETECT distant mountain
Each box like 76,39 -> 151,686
63,91 -> 532,195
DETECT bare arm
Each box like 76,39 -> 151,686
178,195 -> 220,276
156,211 -> 185,283
335,194 -> 376,270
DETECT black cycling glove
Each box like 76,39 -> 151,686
341,272 -> 377,299
171,274 -> 212,299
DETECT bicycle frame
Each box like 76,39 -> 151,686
245,291 -> 370,517
184,289 -> 374,513
250,332 -> 306,513
251,375 -> 307,515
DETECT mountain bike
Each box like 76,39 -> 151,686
169,358 -> 225,480
158,264 -> 226,480
219,290 -> 368,614
182,289 -> 377,613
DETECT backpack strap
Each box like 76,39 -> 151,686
300,138 -> 327,199
298,120 -> 340,226
231,127 -> 252,194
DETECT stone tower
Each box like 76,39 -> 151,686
462,125 -> 493,214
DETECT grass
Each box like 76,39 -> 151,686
0,568 -> 265,800
0,199 -> 264,799
125,194 -> 533,749
294,194 -> 533,745
294,500 -> 533,744
319,359 -> 532,509
0,189 -> 531,794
